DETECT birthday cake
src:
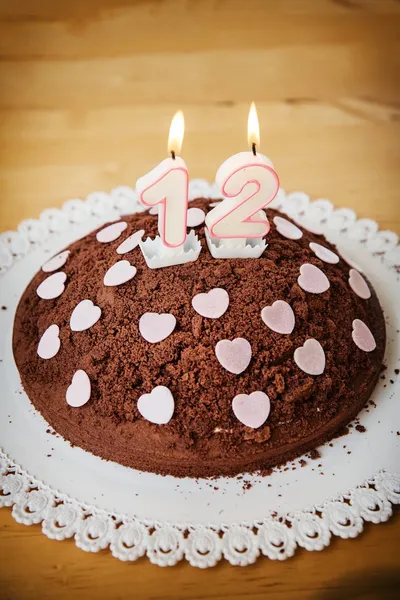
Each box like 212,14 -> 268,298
12,198 -> 385,477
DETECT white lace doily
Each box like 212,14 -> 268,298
0,181 -> 399,568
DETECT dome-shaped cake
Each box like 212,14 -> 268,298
13,198 -> 385,477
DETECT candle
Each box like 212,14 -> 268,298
136,111 -> 188,248
206,103 -> 279,241
136,112 -> 202,269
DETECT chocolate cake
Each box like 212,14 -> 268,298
12,198 -> 385,477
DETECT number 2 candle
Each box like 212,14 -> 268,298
205,103 -> 280,258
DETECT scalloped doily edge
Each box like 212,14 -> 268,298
1,180 -> 399,566
1,448 -> 399,567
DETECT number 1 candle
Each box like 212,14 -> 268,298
205,103 -> 280,258
136,111 -> 202,269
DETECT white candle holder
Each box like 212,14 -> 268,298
205,228 -> 267,259
140,230 -> 202,269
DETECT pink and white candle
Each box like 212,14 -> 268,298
206,103 -> 280,257
136,111 -> 188,248
136,112 -> 201,269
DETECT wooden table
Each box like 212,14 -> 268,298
1,1 -> 399,598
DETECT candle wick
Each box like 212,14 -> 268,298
171,150 -> 176,160
252,142 -> 257,156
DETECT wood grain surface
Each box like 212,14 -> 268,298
0,1 -> 399,599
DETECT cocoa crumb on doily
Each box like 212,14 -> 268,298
1,306 -> 7,310
355,424 -> 366,433
12,198 -> 386,478
394,369 -> 399,375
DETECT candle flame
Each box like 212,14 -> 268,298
168,110 -> 185,156
247,102 -> 260,149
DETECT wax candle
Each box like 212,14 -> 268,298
206,103 -> 279,241
136,112 -> 201,269
136,111 -> 188,248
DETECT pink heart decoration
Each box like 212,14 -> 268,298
149,206 -> 159,215
348,269 -> 371,300
36,272 -> 67,300
187,207 -> 205,228
352,319 -> 376,352
66,370 -> 91,408
192,288 -> 229,319
273,216 -> 303,240
139,312 -> 177,343
209,201 -> 221,208
215,338 -> 252,374
96,221 -> 127,243
37,325 -> 60,359
232,391 -> 271,429
297,263 -> 330,294
261,300 -> 295,334
294,339 -> 325,375
42,250 -> 70,273
309,242 -> 339,265
70,299 -> 101,332
116,229 -> 145,255
137,385 -> 174,424
103,260 -> 137,286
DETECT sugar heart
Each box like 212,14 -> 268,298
70,299 -> 101,332
297,263 -> 330,294
294,338 -> 325,375
215,338 -> 252,374
232,391 -> 271,429
149,206 -> 159,215
352,319 -> 376,352
187,207 -> 205,228
139,312 -> 177,343
37,324 -> 60,359
209,201 -> 221,208
348,269 -> 371,300
273,216 -> 303,240
96,221 -> 127,243
103,260 -> 137,286
36,272 -> 67,300
66,370 -> 91,408
116,229 -> 145,255
192,288 -> 229,319
137,385 -> 174,424
261,300 -> 295,334
42,250 -> 70,273
309,242 -> 339,265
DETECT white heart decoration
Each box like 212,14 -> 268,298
36,272 -> 67,300
139,312 -> 177,343
215,338 -> 252,374
116,230 -> 145,255
103,260 -> 137,287
352,319 -> 376,352
137,385 -> 175,424
70,299 -> 102,332
273,216 -> 303,240
37,325 -> 60,359
297,263 -> 330,294
294,339 -> 326,375
348,269 -> 371,300
192,288 -> 229,319
261,300 -> 295,334
187,207 -> 206,228
232,391 -> 271,429
309,242 -> 339,264
42,250 -> 70,273
96,221 -> 127,243
66,370 -> 91,408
